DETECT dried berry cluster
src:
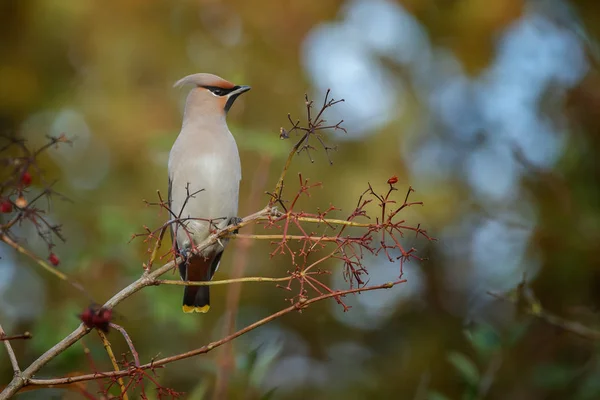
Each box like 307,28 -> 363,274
0,134 -> 72,266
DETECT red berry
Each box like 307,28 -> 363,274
387,176 -> 398,185
0,200 -> 12,213
80,307 -> 112,332
48,253 -> 60,266
21,171 -> 32,186
80,308 -> 93,325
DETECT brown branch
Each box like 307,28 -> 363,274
109,323 -> 140,368
269,132 -> 306,208
228,233 -> 361,242
156,276 -> 292,286
0,332 -> 31,342
145,225 -> 167,271
0,324 -> 20,374
25,280 -> 405,387
0,206 -> 274,398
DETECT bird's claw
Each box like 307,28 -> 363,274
228,216 -> 243,234
177,248 -> 192,264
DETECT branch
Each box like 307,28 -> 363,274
0,332 -> 31,342
0,234 -> 88,297
96,330 -> 128,400
25,280 -> 405,387
0,206 -> 274,398
109,323 -> 140,368
0,324 -> 20,374
156,276 -> 291,286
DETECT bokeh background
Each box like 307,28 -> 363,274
2,0 -> 600,399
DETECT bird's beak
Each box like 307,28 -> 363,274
229,85 -> 251,97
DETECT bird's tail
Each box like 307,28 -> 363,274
182,285 -> 210,313
181,254 -> 215,313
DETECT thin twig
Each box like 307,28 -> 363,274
227,233 -> 359,242
0,332 -> 31,341
0,234 -> 88,296
146,226 -> 167,271
110,324 -> 140,368
0,324 -> 20,374
96,330 -> 128,400
156,276 -> 292,286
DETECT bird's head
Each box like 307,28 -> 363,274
174,73 -> 251,117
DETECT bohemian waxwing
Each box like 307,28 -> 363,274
169,73 -> 250,313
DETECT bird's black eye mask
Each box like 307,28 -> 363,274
202,86 -> 240,97
203,85 -> 245,113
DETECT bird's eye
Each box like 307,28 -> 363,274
204,86 -> 227,96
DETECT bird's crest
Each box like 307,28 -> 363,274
173,73 -> 235,89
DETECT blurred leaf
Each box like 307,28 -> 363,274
447,351 -> 480,386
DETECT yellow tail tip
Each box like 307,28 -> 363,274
182,305 -> 210,313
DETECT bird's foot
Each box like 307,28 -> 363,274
177,247 -> 192,264
228,216 -> 243,234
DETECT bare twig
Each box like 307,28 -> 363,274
96,330 -> 128,400
0,332 -> 31,342
109,323 -> 140,368
0,234 -> 88,297
0,324 -> 20,374
269,91 -> 345,208
156,276 -> 292,286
